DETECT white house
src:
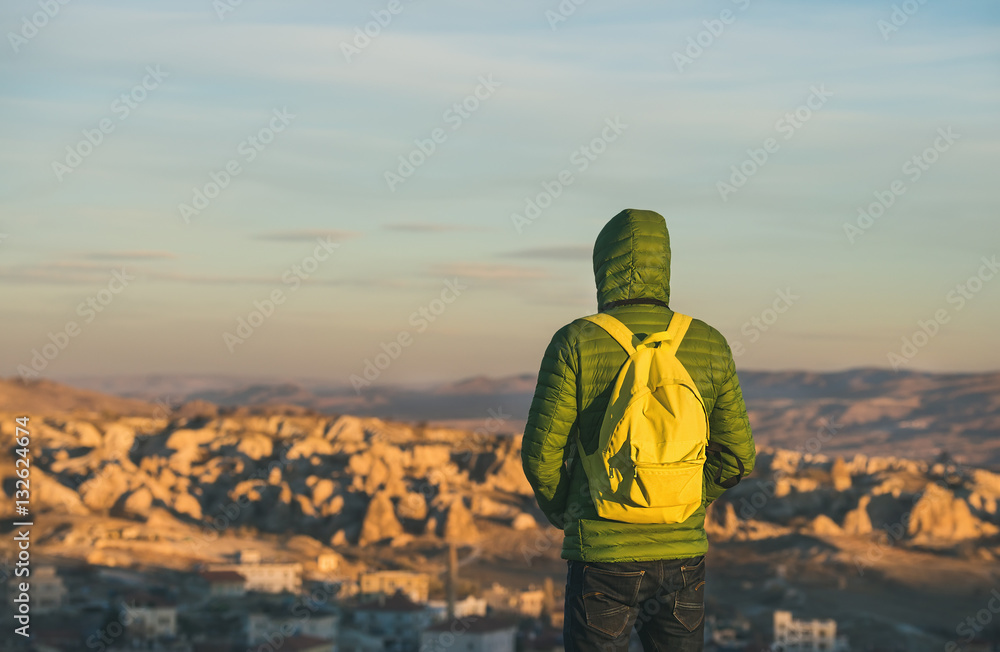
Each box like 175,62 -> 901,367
482,583 -> 545,617
427,595 -> 488,621
318,553 -> 342,573
359,570 -> 429,603
208,552 -> 302,594
773,610 -> 849,652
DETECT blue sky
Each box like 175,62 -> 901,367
1,0 -> 998,386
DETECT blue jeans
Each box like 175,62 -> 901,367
563,555 -> 706,652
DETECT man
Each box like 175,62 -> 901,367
521,209 -> 756,652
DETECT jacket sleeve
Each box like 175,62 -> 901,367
704,339 -> 756,505
521,326 -> 578,529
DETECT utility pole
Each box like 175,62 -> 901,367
447,542 -> 458,621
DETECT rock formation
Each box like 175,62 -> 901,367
907,483 -> 999,543
442,496 -> 479,543
831,456 -> 852,491
842,495 -> 873,535
3,400 -> 1000,573
358,491 -> 404,545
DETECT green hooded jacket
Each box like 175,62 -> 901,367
520,208 -> 756,562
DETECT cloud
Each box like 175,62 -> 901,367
144,270 -> 387,287
383,223 -> 488,233
429,262 -> 548,281
501,245 -> 591,260
83,250 -> 177,261
0,263 -> 398,288
0,262 -> 135,284
254,229 -> 361,242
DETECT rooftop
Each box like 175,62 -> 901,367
356,591 -> 425,613
199,570 -> 247,584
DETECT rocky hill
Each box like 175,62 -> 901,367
2,381 -> 999,562
0,397 -> 533,573
3,377 -> 1000,650
58,368 -> 1000,468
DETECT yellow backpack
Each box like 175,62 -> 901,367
577,311 -> 731,524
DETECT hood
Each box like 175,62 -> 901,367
593,208 -> 671,310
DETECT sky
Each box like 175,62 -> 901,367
1,0 -> 998,387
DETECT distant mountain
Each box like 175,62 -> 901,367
738,369 -> 1000,468
55,372 -> 539,432
36,368 -> 1000,467
0,377 -> 161,417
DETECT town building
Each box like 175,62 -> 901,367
427,595 -> 488,621
705,614 -> 753,651
359,570 -> 429,603
245,610 -> 339,647
772,610 -> 849,652
200,570 -> 247,597
482,583 -> 546,617
30,565 -> 68,613
318,553 -> 342,573
353,591 -> 433,652
421,617 -> 518,652
208,550 -> 303,594
122,591 -> 178,642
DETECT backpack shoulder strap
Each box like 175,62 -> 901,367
662,312 -> 692,354
583,312 -> 694,356
581,313 -> 637,356
633,312 -> 692,354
